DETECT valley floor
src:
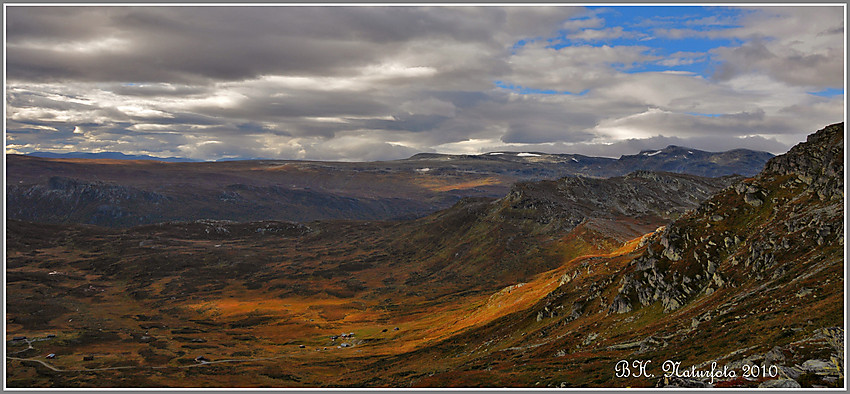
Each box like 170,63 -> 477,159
5,218 -> 843,388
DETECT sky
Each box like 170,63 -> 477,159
4,5 -> 845,161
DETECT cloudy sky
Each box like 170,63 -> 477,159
5,5 -> 845,161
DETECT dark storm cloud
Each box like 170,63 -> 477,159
5,7 -> 112,41
502,123 -> 597,145
109,83 -> 212,97
712,40 -> 843,89
131,112 -> 224,127
7,7 -> 370,83
6,6 -> 571,84
432,91 -> 494,109
357,114 -> 452,133
499,101 -> 601,144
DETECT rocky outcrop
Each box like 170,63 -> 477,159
607,123 -> 844,314
763,122 -> 843,201
7,176 -> 170,226
502,171 -> 736,232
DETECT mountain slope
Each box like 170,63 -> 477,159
370,122 -> 843,388
393,171 -> 737,293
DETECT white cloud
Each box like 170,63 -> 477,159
652,6 -> 844,89
560,16 -> 604,31
569,26 -> 643,41
505,43 -> 658,92
399,98 -> 457,118
657,51 -> 707,67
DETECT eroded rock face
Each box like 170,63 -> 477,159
764,122 -> 844,201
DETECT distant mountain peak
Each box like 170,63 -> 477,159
637,145 -> 696,156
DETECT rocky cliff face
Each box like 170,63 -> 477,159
502,171 -> 738,232
763,122 -> 843,202
608,123 -> 843,315
7,176 -> 170,227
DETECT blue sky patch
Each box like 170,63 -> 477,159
553,6 -> 746,77
494,81 -> 588,96
497,6 -> 751,93
808,88 -> 845,97
686,112 -> 724,118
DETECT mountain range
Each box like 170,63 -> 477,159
8,145 -> 772,227
25,151 -> 198,162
